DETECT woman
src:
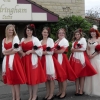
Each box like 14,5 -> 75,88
84,25 -> 100,96
2,24 -> 26,100
69,28 -> 97,96
20,24 -> 46,100
54,28 -> 77,99
41,27 -> 67,100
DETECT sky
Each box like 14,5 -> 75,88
85,0 -> 100,11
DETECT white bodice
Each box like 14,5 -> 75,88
88,42 -> 98,55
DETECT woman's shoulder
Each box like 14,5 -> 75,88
2,38 -> 6,43
87,38 -> 91,42
13,35 -> 19,39
80,37 -> 86,41
98,37 -> 100,40
21,37 -> 25,42
63,38 -> 69,43
81,37 -> 85,40
48,37 -> 53,41
32,36 -> 40,42
97,37 -> 100,43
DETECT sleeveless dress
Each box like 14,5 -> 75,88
21,41 -> 46,85
2,41 -> 26,85
41,45 -> 67,82
84,42 -> 100,96
69,38 -> 97,78
53,39 -> 77,81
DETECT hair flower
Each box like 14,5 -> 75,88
30,24 -> 35,28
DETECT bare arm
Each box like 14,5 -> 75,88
54,48 -> 66,54
3,49 -> 17,55
43,51 -> 53,55
71,48 -> 83,52
25,49 -> 37,55
86,44 -> 90,56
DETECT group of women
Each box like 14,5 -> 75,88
2,24 -> 100,100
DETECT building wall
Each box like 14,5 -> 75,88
31,0 -> 85,18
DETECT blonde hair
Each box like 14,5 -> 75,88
5,24 -> 17,38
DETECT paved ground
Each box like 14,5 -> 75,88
0,67 -> 100,100
0,81 -> 100,100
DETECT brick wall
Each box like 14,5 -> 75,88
31,0 -> 85,18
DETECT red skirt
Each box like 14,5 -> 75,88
69,52 -> 97,77
41,55 -> 67,82
53,54 -> 77,81
3,53 -> 26,85
22,54 -> 46,85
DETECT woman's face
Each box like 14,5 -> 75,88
75,32 -> 81,40
58,29 -> 65,39
90,32 -> 96,38
42,29 -> 49,38
26,28 -> 33,37
7,27 -> 14,36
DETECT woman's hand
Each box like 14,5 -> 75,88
3,52 -> 9,56
22,52 -> 26,57
71,48 -> 75,53
88,54 -> 95,59
43,51 -> 47,55
25,50 -> 32,55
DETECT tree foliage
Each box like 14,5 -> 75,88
50,15 -> 92,41
85,9 -> 100,30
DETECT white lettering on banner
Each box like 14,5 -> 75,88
0,4 -> 32,20
0,0 -> 48,21
0,4 -> 27,15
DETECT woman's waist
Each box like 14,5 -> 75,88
23,50 -> 31,52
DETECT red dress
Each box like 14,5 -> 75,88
53,44 -> 77,81
21,41 -> 46,85
3,42 -> 26,85
41,45 -> 67,82
69,41 -> 97,77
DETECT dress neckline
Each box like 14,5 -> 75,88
5,42 -> 12,44
88,42 -> 96,44
23,41 -> 32,44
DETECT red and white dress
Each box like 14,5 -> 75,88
21,36 -> 46,85
53,38 -> 77,81
2,36 -> 26,85
41,38 -> 67,82
69,37 -> 97,78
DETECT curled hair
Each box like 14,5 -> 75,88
72,28 -> 83,41
24,24 -> 36,38
89,28 -> 100,38
5,24 -> 17,38
56,28 -> 67,38
42,27 -> 51,37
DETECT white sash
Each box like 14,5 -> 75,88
72,37 -> 87,66
57,38 -> 69,64
45,38 -> 55,75
2,35 -> 20,75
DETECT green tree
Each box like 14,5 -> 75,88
50,15 -> 92,41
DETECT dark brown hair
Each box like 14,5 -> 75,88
24,24 -> 36,38
42,27 -> 51,37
